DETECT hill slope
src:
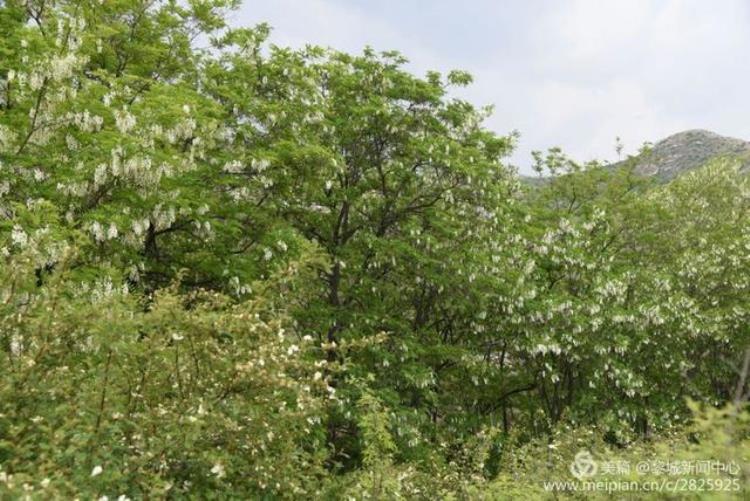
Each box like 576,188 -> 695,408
521,129 -> 750,184
626,129 -> 750,181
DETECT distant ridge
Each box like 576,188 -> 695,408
623,129 -> 750,181
521,129 -> 750,185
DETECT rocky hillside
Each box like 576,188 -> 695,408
625,129 -> 750,181
522,129 -> 750,184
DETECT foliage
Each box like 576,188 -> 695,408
1,1 -> 749,498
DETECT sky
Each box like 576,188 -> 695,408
231,0 -> 750,174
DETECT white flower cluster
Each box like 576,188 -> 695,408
223,160 -> 244,174
114,108 -> 137,134
68,109 -> 104,133
229,276 -> 252,296
252,158 -> 270,172
165,118 -> 197,144
11,225 -> 28,247
90,221 -> 119,243
151,204 -> 176,231
193,219 -> 213,239
49,53 -> 79,81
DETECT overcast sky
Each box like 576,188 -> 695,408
231,0 -> 750,174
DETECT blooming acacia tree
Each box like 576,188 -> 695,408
0,0 -> 288,293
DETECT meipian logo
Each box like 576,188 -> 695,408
570,450 -> 598,480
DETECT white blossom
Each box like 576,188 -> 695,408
107,223 -> 118,240
11,225 -> 28,247
114,108 -> 137,134
91,221 -> 105,243
210,463 -> 225,478
49,54 -> 78,81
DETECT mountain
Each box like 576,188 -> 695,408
521,129 -> 750,185
623,129 -> 750,181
